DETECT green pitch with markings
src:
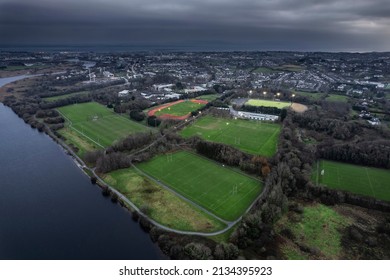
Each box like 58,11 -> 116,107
312,160 -> 390,201
137,151 -> 263,221
57,102 -> 150,148
180,115 -> 281,157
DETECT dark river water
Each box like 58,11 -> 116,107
0,76 -> 164,259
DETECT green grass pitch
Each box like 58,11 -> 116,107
245,99 -> 291,109
137,151 -> 263,221
57,102 -> 151,147
196,94 -> 220,101
153,101 -> 204,117
312,160 -> 390,201
180,115 -> 281,157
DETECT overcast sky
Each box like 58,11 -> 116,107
0,0 -> 389,51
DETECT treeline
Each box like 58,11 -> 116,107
307,183 -> 390,211
317,140 -> 390,169
111,132 -> 157,153
321,101 -> 351,116
223,114 -> 317,258
36,78 -> 125,98
40,95 -> 92,109
194,139 -> 271,177
90,133 -> 185,173
132,222 -> 240,260
2,95 -> 46,131
292,111 -> 362,140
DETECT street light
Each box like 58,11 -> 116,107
291,94 -> 295,104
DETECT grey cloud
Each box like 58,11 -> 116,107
0,0 -> 389,51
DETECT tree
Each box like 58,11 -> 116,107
147,116 -> 161,127
130,109 -> 146,121
184,243 -> 212,260
280,108 -> 287,121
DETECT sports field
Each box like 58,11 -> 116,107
196,94 -> 220,101
245,99 -> 291,109
153,100 -> 205,117
312,160 -> 390,201
180,115 -> 281,157
57,102 -> 150,148
137,151 -> 263,221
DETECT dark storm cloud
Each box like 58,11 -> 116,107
0,0 -> 389,51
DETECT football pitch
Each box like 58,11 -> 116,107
153,101 -> 204,117
245,99 -> 291,109
137,151 -> 263,221
312,160 -> 390,201
57,102 -> 150,148
180,115 -> 281,157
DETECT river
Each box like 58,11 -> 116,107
0,76 -> 164,259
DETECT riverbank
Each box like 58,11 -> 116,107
0,102 -> 164,259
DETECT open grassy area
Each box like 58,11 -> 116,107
312,160 -> 390,201
153,100 -> 204,117
196,94 -> 220,101
275,64 -> 305,72
57,102 -> 151,148
44,91 -> 89,102
208,224 -> 238,243
103,168 -> 226,232
137,151 -> 263,221
325,94 -> 349,103
245,99 -> 291,109
294,91 -> 324,101
253,67 -> 275,73
276,204 -> 351,259
59,127 -> 100,157
180,115 -> 281,157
